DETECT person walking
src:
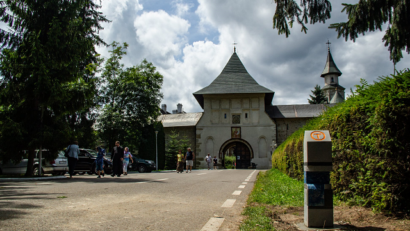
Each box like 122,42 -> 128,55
185,147 -> 195,173
111,141 -> 124,177
205,153 -> 212,170
176,150 -> 184,173
213,156 -> 218,170
66,141 -> 80,179
96,147 -> 105,178
123,147 -> 133,175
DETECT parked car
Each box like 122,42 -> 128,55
74,149 -> 113,175
0,150 -> 68,176
128,155 -> 156,173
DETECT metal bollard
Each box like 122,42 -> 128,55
303,130 -> 333,228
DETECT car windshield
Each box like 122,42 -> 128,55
85,149 -> 98,157
58,151 -> 65,158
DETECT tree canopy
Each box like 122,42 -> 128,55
0,0 -> 108,175
308,84 -> 327,104
97,42 -> 163,153
273,0 -> 410,64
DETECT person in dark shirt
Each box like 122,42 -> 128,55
185,147 -> 195,173
111,141 -> 124,177
96,147 -> 105,178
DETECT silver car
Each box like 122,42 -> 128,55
0,150 -> 68,176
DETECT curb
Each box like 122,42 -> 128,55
0,176 -> 67,182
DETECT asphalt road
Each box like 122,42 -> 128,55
0,169 -> 259,231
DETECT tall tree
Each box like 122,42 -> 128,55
164,130 -> 190,170
308,84 -> 327,104
0,0 -> 108,176
97,42 -> 163,152
272,0 -> 410,64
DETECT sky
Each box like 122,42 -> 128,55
94,1 -> 408,112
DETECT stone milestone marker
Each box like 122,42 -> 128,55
303,130 -> 333,228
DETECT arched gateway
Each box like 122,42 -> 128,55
219,139 -> 253,169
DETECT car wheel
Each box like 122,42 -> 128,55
33,166 -> 43,176
138,165 -> 147,173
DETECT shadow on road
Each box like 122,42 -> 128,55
54,176 -> 168,184
0,192 -> 45,222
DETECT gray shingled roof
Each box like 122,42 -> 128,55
158,113 -> 203,127
322,83 -> 345,90
266,104 -> 337,118
321,49 -> 342,77
330,91 -> 344,104
193,52 -> 274,108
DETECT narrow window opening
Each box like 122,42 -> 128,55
245,113 -> 248,119
232,115 -> 240,124
287,124 -> 289,130
331,77 -> 334,83
224,113 -> 227,119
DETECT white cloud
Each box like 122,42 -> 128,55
172,0 -> 191,16
96,0 -> 410,113
134,10 -> 190,68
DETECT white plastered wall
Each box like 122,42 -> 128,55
196,93 -> 276,169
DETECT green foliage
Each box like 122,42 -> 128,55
164,130 -> 190,170
240,169 -> 304,231
224,155 -> 236,169
273,0 -> 409,64
0,0 -> 108,175
308,84 -> 327,104
97,41 -> 163,153
249,169 -> 304,206
240,206 -> 276,231
137,122 -> 165,169
272,69 -> 410,213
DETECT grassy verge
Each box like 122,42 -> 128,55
240,168 -> 304,231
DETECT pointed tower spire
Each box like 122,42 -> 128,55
321,41 -> 342,77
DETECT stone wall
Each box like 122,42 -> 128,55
275,118 -> 311,146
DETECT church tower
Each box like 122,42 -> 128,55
321,42 -> 345,103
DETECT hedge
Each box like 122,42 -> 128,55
272,69 -> 410,213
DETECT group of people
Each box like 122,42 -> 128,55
104,141 -> 134,178
65,140 -> 134,179
176,148 -> 217,173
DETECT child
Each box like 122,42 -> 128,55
213,156 -> 218,170
96,147 -> 105,178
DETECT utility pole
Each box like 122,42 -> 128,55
155,131 -> 158,171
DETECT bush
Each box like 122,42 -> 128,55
272,69 -> 410,213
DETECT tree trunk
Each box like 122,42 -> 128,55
25,149 -> 36,177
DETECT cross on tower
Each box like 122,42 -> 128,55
233,41 -> 237,53
326,40 -> 331,50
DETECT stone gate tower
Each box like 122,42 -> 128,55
321,44 -> 345,103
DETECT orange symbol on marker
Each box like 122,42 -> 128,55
310,131 -> 326,141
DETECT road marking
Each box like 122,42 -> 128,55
137,182 -> 146,184
242,182 -> 247,184
156,178 -> 168,181
238,185 -> 246,189
200,217 -> 225,231
221,199 -> 236,208
197,173 -> 207,175
245,179 -> 249,182
232,190 -> 242,195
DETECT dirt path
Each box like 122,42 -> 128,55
247,203 -> 410,230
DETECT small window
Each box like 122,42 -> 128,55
245,113 -> 248,119
224,113 -> 227,119
232,115 -> 240,124
287,124 -> 289,130
331,77 -> 334,83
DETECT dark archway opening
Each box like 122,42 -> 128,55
220,141 -> 252,169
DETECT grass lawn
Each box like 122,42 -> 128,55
240,168 -> 304,231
